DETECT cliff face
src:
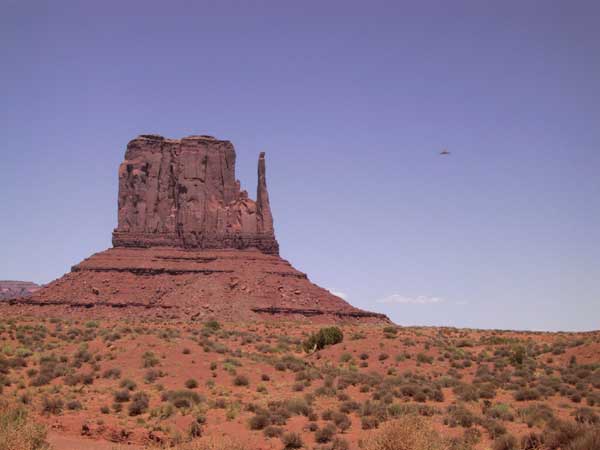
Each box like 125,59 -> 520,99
7,133 -> 388,323
112,135 -> 278,254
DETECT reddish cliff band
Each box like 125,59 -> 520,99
5,134 -> 388,323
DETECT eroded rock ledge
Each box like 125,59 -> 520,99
113,135 -> 278,254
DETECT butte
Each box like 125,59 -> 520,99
9,134 -> 388,323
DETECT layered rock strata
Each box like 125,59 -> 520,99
16,247 -> 387,322
112,135 -> 278,254
0,281 -> 40,300
6,134 -> 388,323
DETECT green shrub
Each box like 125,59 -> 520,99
302,327 -> 343,353
185,378 -> 199,389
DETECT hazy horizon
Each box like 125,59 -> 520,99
1,1 -> 599,331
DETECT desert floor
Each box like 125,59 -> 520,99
1,316 -> 599,449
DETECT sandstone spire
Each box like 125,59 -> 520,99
256,152 -> 274,234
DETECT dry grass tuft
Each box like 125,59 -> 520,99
0,400 -> 49,450
361,415 -> 450,450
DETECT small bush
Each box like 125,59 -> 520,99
315,423 -> 337,443
128,392 -> 149,416
41,397 -> 63,415
0,400 -> 49,450
102,368 -> 121,379
492,434 -> 518,450
114,389 -> 130,403
362,416 -> 448,450
263,425 -> 283,438
249,414 -> 270,430
281,431 -> 303,449
185,378 -> 199,389
120,378 -> 137,391
233,374 -> 249,387
302,327 -> 343,353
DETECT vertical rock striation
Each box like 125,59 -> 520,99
6,133 -> 389,323
112,135 -> 279,254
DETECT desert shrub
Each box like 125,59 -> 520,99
333,412 -> 351,432
518,403 -> 555,427
315,423 -> 337,443
361,416 -> 380,430
340,353 -> 353,363
150,403 -> 174,420
114,389 -> 130,403
514,387 -> 541,401
188,421 -> 202,438
520,432 -> 544,450
572,407 -> 599,425
446,404 -> 476,428
263,425 -> 283,438
102,367 -> 121,379
41,396 -> 63,415
185,378 -> 199,389
233,374 -> 249,386
454,384 -> 479,402
361,415 -> 449,450
486,403 -> 514,422
482,419 -> 507,439
204,320 -> 221,332
340,400 -> 360,413
463,427 -> 482,445
0,400 -> 49,450
141,351 -> 159,368
417,353 -> 433,364
128,391 -> 149,416
283,397 -> 312,417
330,437 -> 350,450
492,434 -> 518,450
66,400 -> 82,411
120,378 -> 137,391
162,390 -> 204,409
302,327 -> 343,353
281,431 -> 303,449
249,414 -> 270,430
567,427 -> 600,450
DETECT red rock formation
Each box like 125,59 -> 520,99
17,247 -> 386,322
112,135 -> 278,254
0,281 -> 40,300
6,134 -> 388,323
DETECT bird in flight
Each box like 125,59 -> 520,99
440,149 -> 450,155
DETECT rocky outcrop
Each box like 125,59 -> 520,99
18,247 -> 387,322
0,281 -> 40,300
5,133 -> 389,323
112,135 -> 278,254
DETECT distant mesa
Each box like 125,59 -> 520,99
0,281 -> 40,300
8,134 -> 388,323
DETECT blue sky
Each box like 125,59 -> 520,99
1,1 -> 599,331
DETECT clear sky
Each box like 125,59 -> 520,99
1,1 -> 599,331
